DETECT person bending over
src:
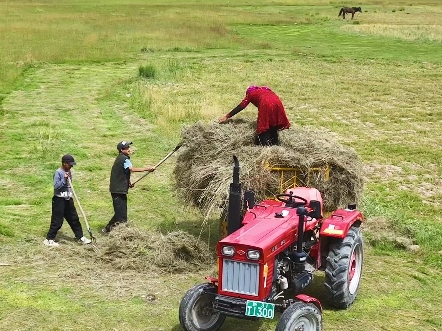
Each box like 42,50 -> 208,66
219,86 -> 290,146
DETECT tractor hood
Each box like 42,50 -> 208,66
219,205 -> 300,250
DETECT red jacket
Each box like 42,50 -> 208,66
237,88 -> 290,134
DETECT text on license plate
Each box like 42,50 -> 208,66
245,300 -> 275,319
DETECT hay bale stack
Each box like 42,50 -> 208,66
174,119 -> 364,214
98,225 -> 214,273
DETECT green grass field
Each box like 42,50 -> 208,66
1,1 -> 442,330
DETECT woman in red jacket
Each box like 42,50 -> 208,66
218,86 -> 290,146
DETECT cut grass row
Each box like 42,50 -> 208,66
1,53 -> 442,330
2,1 -> 442,108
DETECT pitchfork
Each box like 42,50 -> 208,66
68,177 -> 99,253
132,144 -> 182,185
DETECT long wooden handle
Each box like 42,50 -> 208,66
132,144 -> 182,185
68,177 -> 91,231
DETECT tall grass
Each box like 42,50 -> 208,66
3,0 -> 440,103
138,64 -> 156,79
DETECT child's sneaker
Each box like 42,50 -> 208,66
43,239 -> 59,247
79,236 -> 92,244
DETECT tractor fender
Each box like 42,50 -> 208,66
205,276 -> 218,285
295,294 -> 323,312
320,209 -> 363,238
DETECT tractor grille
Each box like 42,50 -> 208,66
222,259 -> 259,296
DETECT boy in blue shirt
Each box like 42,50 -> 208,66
43,154 -> 91,247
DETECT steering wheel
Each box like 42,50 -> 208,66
275,193 -> 308,208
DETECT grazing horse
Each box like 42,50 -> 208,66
338,7 -> 362,19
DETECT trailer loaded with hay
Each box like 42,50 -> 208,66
173,119 -> 364,237
173,120 -> 365,331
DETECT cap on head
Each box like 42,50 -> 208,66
61,154 -> 76,166
246,85 -> 272,95
117,141 -> 133,151
246,85 -> 259,95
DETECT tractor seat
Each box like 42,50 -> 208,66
308,200 -> 322,219
284,200 -> 306,208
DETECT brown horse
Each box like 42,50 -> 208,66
338,7 -> 362,19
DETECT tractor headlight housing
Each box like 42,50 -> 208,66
247,249 -> 261,260
222,246 -> 235,257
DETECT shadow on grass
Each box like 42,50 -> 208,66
169,317 -> 265,331
163,248 -> 337,331
54,231 -> 81,243
286,272 -> 353,312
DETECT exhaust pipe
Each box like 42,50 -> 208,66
227,156 -> 242,235
292,206 -> 314,293
293,206 -> 308,273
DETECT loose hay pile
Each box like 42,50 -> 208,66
97,225 -> 214,273
174,119 -> 364,215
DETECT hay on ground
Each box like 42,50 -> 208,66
97,225 -> 214,273
174,119 -> 364,215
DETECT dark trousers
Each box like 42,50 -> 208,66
105,193 -> 128,232
47,197 -> 83,240
255,126 -> 279,146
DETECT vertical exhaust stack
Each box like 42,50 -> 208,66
227,156 -> 242,235
293,207 -> 308,273
291,206 -> 314,293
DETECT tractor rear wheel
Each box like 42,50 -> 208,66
275,301 -> 322,331
324,225 -> 363,309
179,283 -> 226,331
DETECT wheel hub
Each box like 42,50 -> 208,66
192,295 -> 220,328
199,305 -> 213,317
349,251 -> 356,281
293,316 -> 317,331
348,243 -> 363,295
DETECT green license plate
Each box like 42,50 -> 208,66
245,300 -> 275,319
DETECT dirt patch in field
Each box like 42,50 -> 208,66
363,216 -> 422,252
364,161 -> 442,208
342,24 -> 442,42
363,162 -> 403,181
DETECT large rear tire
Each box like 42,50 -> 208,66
275,301 -> 322,331
179,283 -> 226,331
324,225 -> 363,309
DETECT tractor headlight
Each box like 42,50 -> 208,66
222,246 -> 235,257
247,250 -> 261,260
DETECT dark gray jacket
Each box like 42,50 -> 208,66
109,153 -> 131,194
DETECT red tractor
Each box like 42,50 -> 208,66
179,156 -> 364,331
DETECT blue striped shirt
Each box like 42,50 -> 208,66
53,168 -> 73,200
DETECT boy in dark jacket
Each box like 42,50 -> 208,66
43,154 -> 91,247
103,141 -> 155,233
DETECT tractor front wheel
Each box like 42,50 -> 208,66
275,301 -> 322,331
324,225 -> 363,309
179,283 -> 226,331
